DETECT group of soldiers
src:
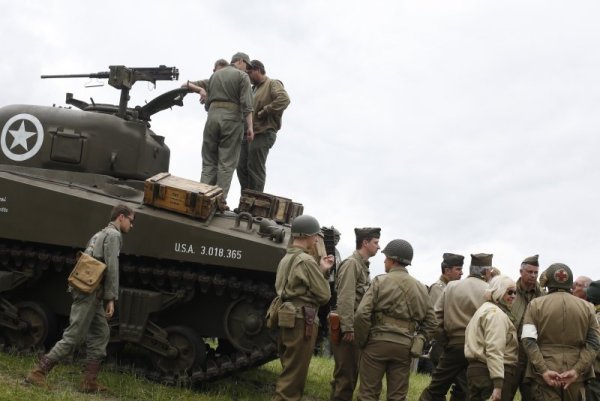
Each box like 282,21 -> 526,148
271,215 -> 600,401
184,52 -> 290,203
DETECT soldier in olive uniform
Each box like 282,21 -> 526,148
272,215 -> 334,401
521,263 -> 600,401
199,52 -> 254,200
354,239 -> 436,401
585,280 -> 600,401
419,253 -> 493,401
505,254 -> 545,401
330,227 -> 381,401
26,204 -> 134,392
426,253 -> 464,371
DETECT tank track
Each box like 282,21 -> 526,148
0,238 -> 278,385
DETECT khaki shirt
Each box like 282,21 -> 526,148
206,66 -> 253,115
252,77 -> 290,134
275,246 -> 331,312
85,222 -> 122,301
334,250 -> 370,332
465,302 -> 518,382
522,291 -> 600,381
436,275 -> 489,345
355,266 -> 436,346
511,278 -> 545,334
429,275 -> 449,310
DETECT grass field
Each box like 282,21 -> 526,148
0,351 -> 434,401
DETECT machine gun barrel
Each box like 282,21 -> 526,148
41,72 -> 110,79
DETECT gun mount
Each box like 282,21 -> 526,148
42,65 -> 179,118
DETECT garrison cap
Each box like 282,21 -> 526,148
442,253 -> 464,267
585,280 -> 600,305
250,59 -> 265,72
354,227 -> 381,243
522,254 -> 539,266
231,52 -> 252,66
470,253 -> 493,267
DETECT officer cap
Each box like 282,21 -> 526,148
291,215 -> 321,238
382,239 -> 413,266
585,280 -> 600,305
470,253 -> 493,267
442,253 -> 464,267
354,227 -> 381,243
544,263 -> 573,290
521,254 -> 539,266
231,52 -> 252,66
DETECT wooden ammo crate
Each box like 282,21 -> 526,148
143,172 -> 226,220
238,189 -> 295,223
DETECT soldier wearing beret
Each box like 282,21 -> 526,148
521,263 -> 599,401
585,280 -> 600,401
330,227 -> 380,401
505,254 -> 545,401
419,253 -> 493,401
355,239 -> 436,401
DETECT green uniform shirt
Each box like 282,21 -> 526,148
252,77 -> 290,134
85,222 -> 122,301
206,65 -> 253,115
334,250 -> 371,333
511,278 -> 544,334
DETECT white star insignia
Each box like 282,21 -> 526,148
8,121 -> 36,151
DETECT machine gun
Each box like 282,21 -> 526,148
41,65 -> 179,118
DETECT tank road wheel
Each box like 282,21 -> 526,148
4,301 -> 57,350
224,298 -> 271,353
153,326 -> 206,375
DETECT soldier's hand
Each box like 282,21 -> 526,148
199,88 -> 207,104
342,331 -> 354,343
319,255 -> 335,274
246,127 -> 255,143
542,370 -> 562,387
257,109 -> 266,119
491,387 -> 501,401
559,369 -> 579,389
105,300 -> 115,319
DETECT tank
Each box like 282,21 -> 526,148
0,65 -> 290,384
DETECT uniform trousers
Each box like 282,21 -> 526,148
330,338 -> 361,401
200,106 -> 244,198
466,361 -> 515,401
587,377 -> 600,401
532,380 -> 584,401
505,343 -> 533,401
236,129 -> 276,192
419,344 -> 468,401
46,288 -> 109,363
357,340 -> 411,401
272,319 -> 318,401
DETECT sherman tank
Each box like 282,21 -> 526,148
0,65 -> 293,384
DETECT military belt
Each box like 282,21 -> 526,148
375,313 -> 415,330
209,101 -> 241,111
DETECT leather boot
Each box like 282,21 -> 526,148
25,355 -> 57,388
79,360 -> 109,393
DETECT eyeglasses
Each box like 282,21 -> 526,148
506,289 -> 517,296
123,215 -> 134,224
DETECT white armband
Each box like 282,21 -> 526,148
521,324 -> 538,340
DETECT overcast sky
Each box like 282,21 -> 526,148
2,0 -> 600,283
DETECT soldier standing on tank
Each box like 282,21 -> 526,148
329,227 -> 381,401
197,52 -> 254,201
418,253 -> 493,401
424,253 -> 464,373
505,254 -> 545,401
184,58 -> 230,109
521,263 -> 600,401
237,60 -> 290,193
584,280 -> 600,401
26,204 -> 134,392
272,215 -> 334,401
354,239 -> 436,401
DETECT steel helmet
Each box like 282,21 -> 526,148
291,215 -> 321,237
382,239 -> 413,266
544,263 -> 573,290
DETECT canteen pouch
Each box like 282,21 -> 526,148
302,306 -> 316,339
68,252 -> 107,294
328,311 -> 341,344
410,334 -> 426,358
265,296 -> 282,329
278,302 -> 296,328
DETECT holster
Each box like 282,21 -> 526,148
302,306 -> 316,339
328,311 -> 341,344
